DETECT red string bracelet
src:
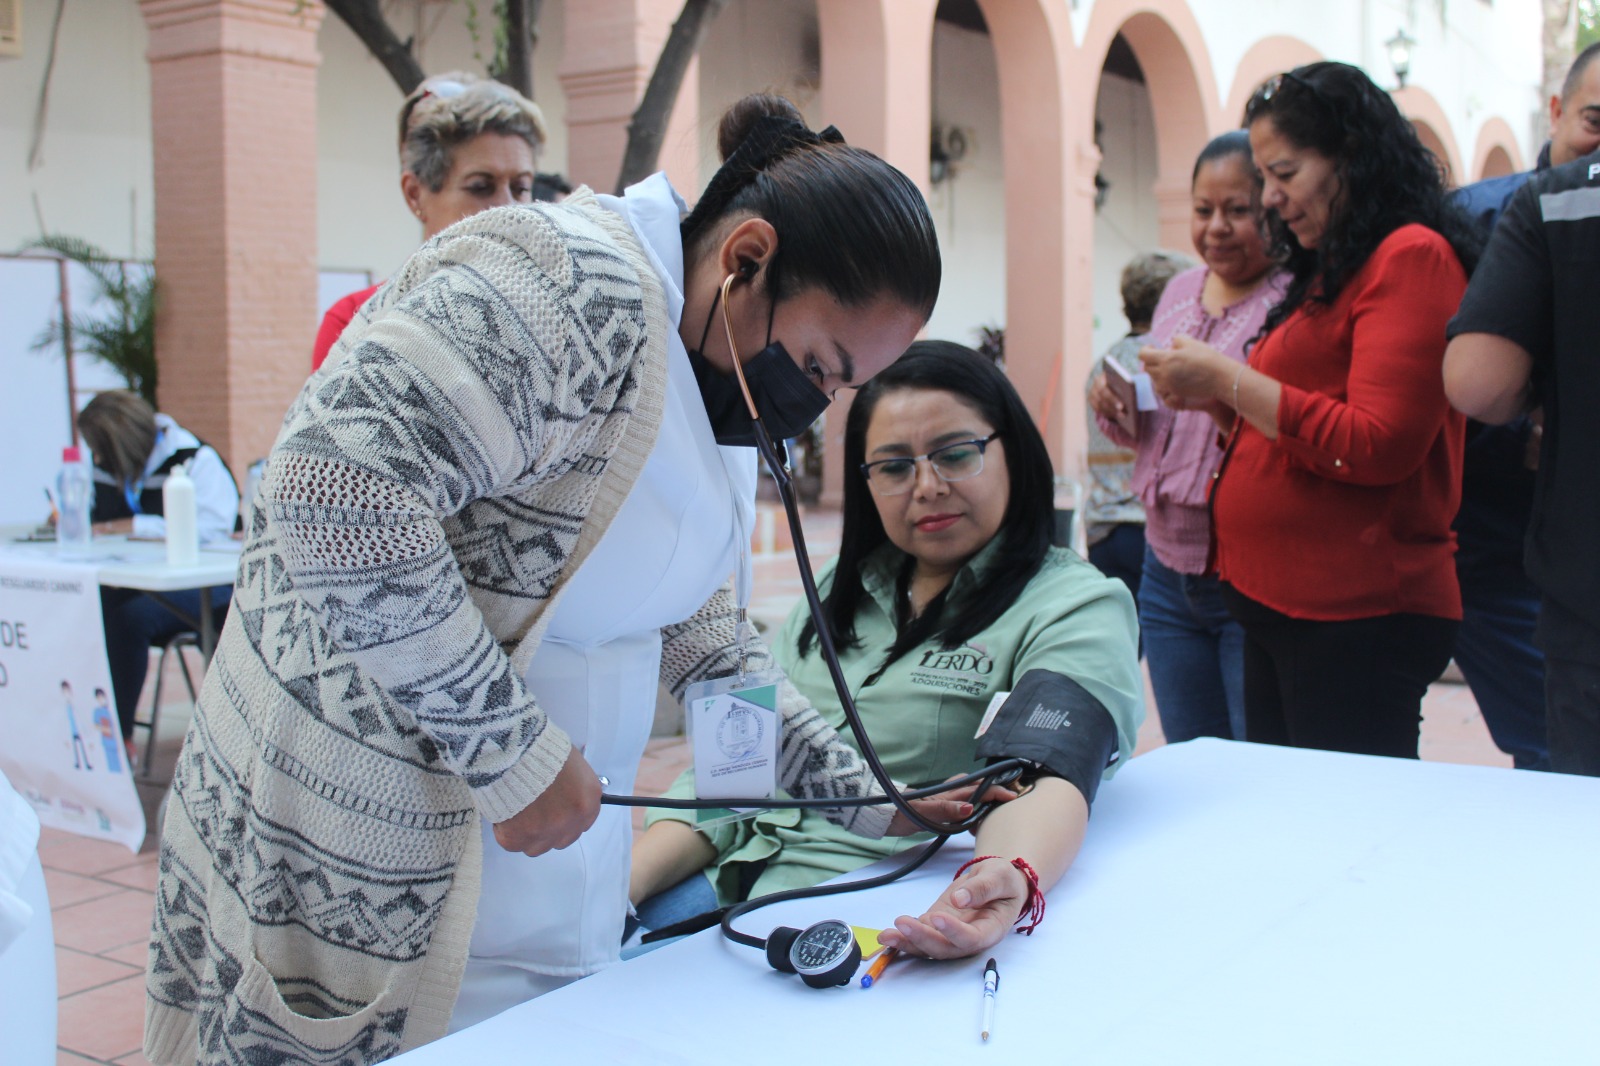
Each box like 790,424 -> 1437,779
951,855 -> 1046,935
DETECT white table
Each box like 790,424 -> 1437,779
1,528 -> 240,658
393,740 -> 1600,1065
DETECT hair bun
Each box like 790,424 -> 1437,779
717,93 -> 806,162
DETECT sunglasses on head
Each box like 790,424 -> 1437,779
1245,70 -> 1333,124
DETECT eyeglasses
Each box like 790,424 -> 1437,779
1245,70 -> 1332,123
859,434 -> 999,496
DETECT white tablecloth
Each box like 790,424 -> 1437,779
392,740 -> 1600,1065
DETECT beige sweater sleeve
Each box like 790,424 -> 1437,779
659,583 -> 895,839
266,204 -> 653,824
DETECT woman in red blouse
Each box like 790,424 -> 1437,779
1140,62 -> 1482,758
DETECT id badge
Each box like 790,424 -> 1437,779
686,670 -> 783,807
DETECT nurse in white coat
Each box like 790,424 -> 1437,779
452,95 -> 946,1026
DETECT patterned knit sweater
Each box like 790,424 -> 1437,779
144,190 -> 892,1065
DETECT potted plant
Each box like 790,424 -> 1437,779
27,235 -> 159,407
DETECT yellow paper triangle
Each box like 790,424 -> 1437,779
850,925 -> 885,956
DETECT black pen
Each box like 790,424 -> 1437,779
981,957 -> 998,1042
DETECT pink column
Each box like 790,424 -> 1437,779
815,0 -> 937,506
1113,10 -> 1220,288
140,0 -> 324,476
1152,178 -> 1195,262
558,0 -> 700,195
981,0 -> 1081,476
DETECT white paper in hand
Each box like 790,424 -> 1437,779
1134,372 -> 1159,411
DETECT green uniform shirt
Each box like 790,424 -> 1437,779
646,541 -> 1143,906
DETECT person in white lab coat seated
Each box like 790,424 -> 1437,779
75,389 -> 238,759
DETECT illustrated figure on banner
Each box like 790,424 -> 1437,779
92,689 -> 121,774
61,681 -> 91,771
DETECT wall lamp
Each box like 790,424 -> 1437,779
1386,27 -> 1417,90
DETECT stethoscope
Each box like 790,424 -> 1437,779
597,275 -> 1029,981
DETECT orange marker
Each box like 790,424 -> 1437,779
859,946 -> 900,988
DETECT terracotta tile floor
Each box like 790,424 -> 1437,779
39,503 -> 1512,1063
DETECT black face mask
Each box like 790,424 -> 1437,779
686,281 -> 830,447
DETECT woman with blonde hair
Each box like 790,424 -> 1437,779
312,71 -> 549,369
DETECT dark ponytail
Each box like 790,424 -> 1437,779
682,93 -> 940,317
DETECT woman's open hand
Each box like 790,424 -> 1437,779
876,855 -> 1028,959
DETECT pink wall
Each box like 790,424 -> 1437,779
559,0 -> 700,195
141,0 -> 324,477
814,0 -> 937,506
1225,36 -> 1325,125
1394,85 -> 1466,186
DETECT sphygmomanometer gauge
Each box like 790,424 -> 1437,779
765,919 -> 862,988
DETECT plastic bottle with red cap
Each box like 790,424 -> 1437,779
56,446 -> 93,558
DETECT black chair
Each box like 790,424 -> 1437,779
134,631 -> 202,780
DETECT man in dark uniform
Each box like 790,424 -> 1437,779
1445,133 -> 1600,776
1443,43 -> 1600,770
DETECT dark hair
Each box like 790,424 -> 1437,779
682,94 -> 940,319
1191,129 -> 1253,185
1244,62 -> 1480,332
78,389 -> 158,487
1563,42 -> 1600,101
532,172 -> 572,202
797,341 -> 1055,676
1120,251 -> 1191,327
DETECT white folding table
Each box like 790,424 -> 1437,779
1,528 -> 239,659
392,740 -> 1600,1065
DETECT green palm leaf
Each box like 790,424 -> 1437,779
25,234 -> 159,407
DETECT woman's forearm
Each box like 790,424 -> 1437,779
1224,364 -> 1282,441
629,818 -> 718,907
971,776 -> 1089,893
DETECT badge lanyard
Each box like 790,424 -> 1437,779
685,491 -> 786,812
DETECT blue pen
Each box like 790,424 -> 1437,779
981,957 -> 999,1042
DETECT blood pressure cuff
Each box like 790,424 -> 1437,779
973,669 -> 1120,808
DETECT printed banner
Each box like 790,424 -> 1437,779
0,555 -> 145,852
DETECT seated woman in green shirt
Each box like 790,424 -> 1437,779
630,341 -> 1144,959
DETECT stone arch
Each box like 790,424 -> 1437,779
1392,85 -> 1465,188
813,0 -> 939,504
969,0 -> 1077,467
1471,116 -> 1526,180
1081,0 -> 1222,252
1412,120 -> 1456,185
1224,35 -> 1325,126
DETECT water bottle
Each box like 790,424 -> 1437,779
164,461 -> 200,567
56,447 -> 93,559
239,458 -> 266,531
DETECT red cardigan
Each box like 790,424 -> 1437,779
311,282 -> 381,371
1212,224 -> 1466,621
